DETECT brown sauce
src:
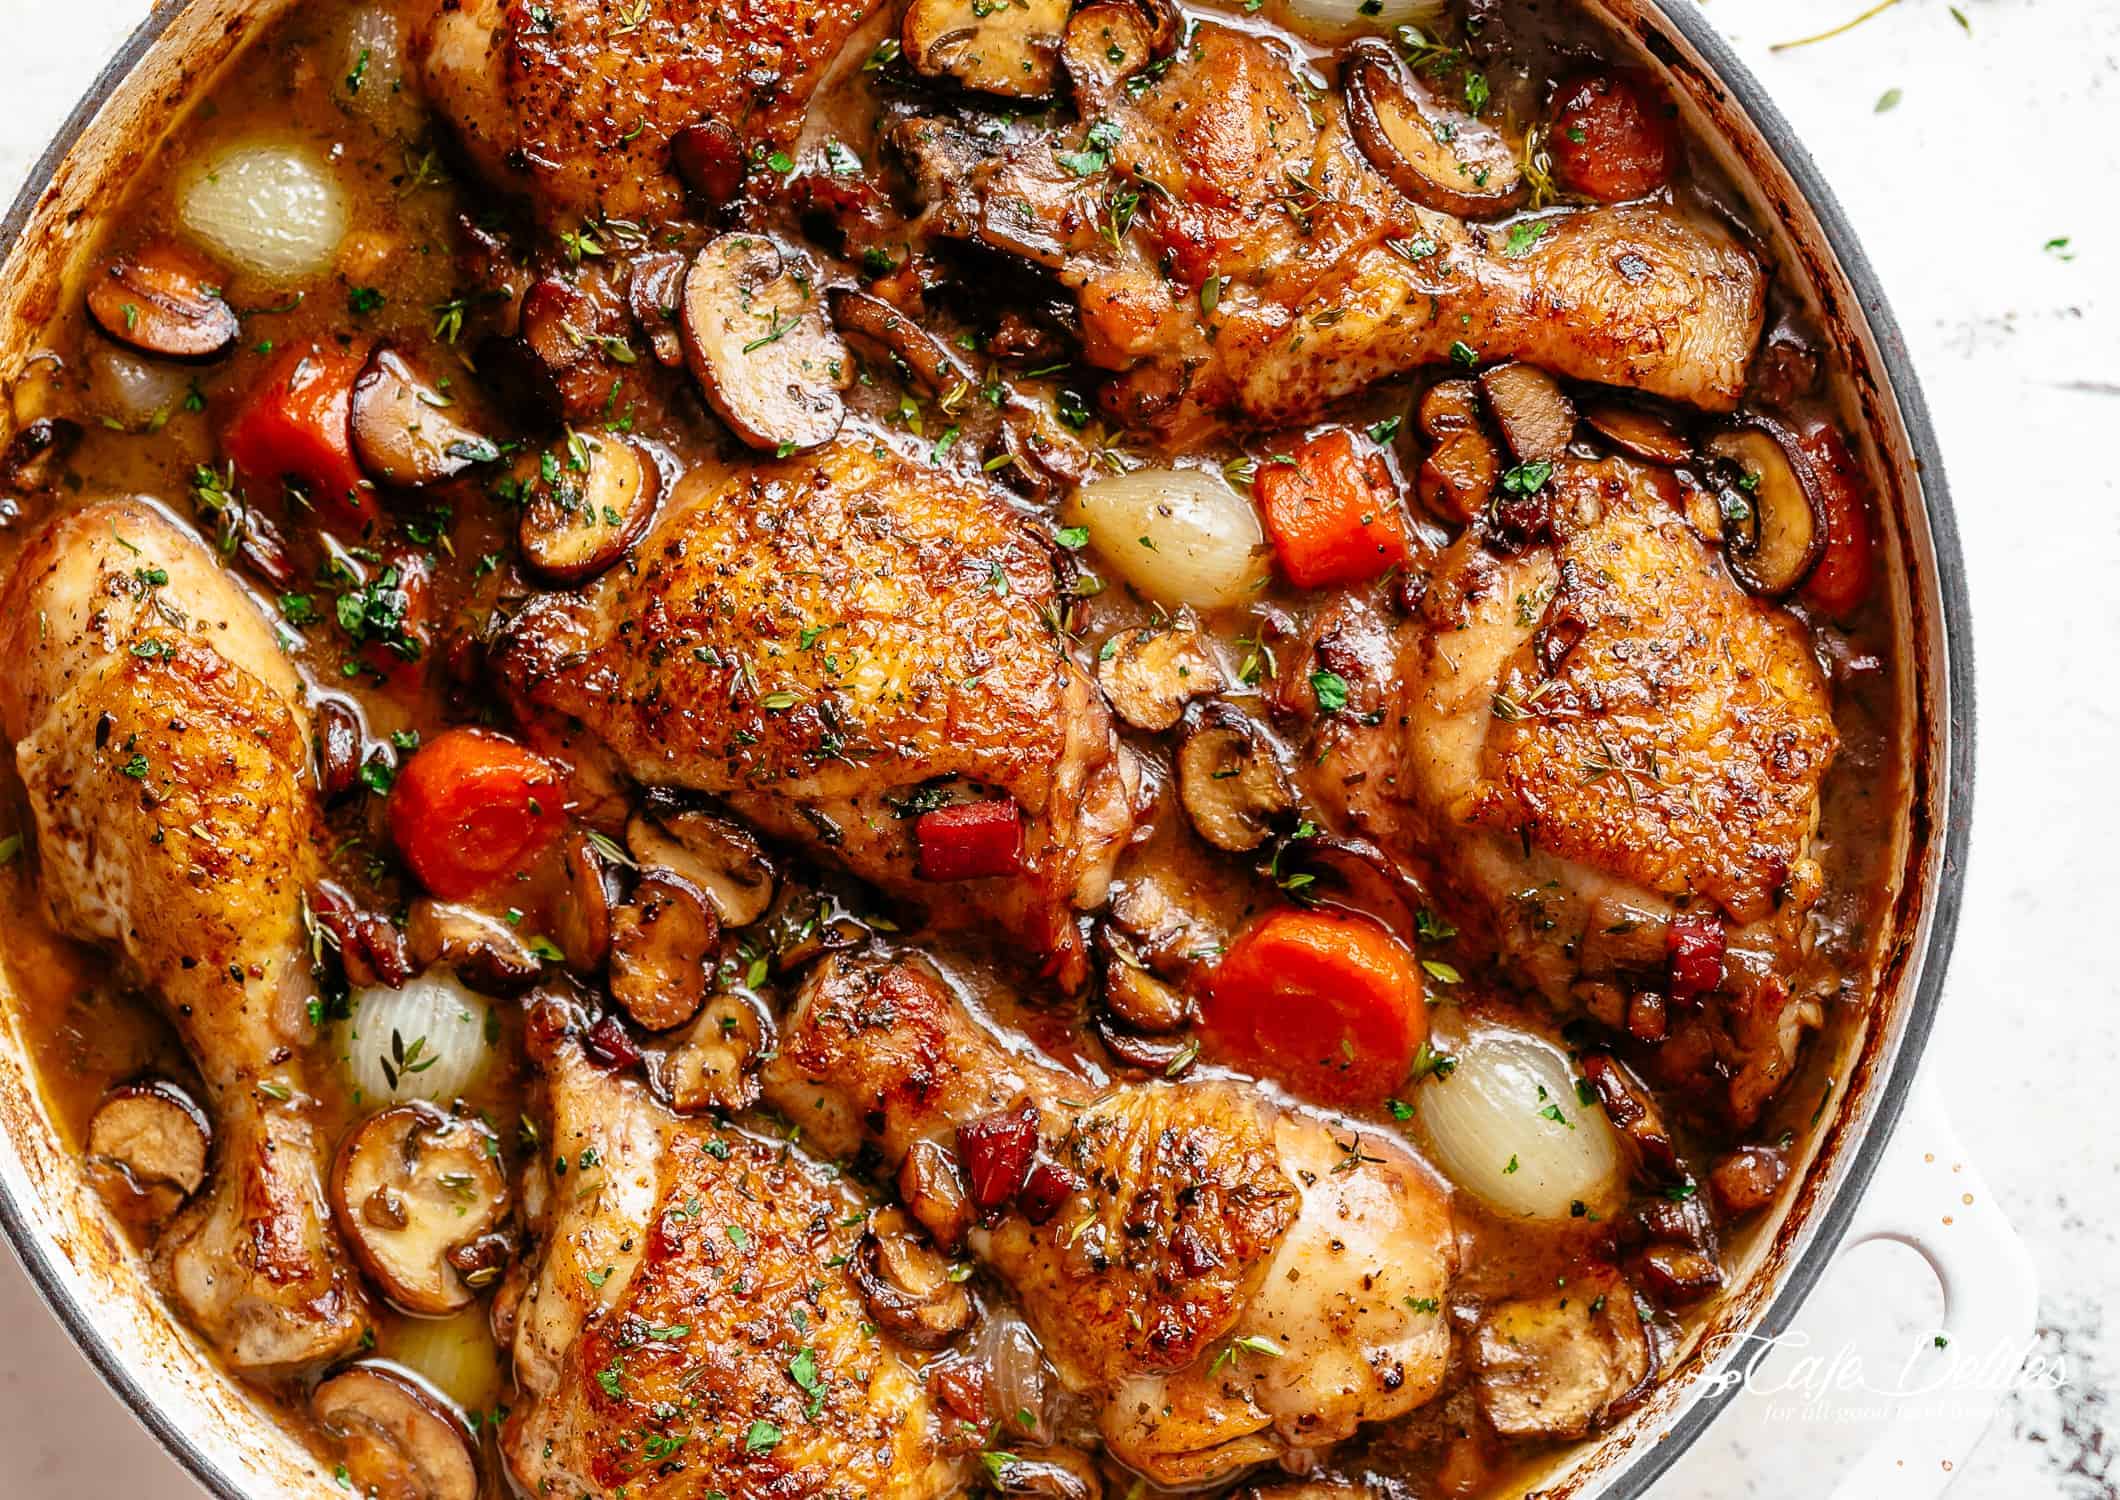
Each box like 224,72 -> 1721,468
0,0 -> 1906,1495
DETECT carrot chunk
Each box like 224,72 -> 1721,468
1548,70 -> 1678,203
1204,908 -> 1429,1107
1795,421 -> 1875,617
388,728 -> 566,900
1254,428 -> 1412,589
223,343 -> 378,531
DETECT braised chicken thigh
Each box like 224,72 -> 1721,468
409,0 -> 883,224
765,955 -> 1455,1486
499,440 -> 1137,986
1311,459 -> 1838,1121
498,994 -> 963,1500
0,499 -> 367,1369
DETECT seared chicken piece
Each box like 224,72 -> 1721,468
0,499 -> 367,1369
499,998 -> 963,1500
408,0 -> 882,225
499,440 -> 1136,987
900,26 -> 1762,437
1316,460 -> 1837,1121
763,956 -> 1455,1486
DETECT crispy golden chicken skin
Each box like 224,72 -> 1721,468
1467,462 -> 1838,923
500,1001 -> 962,1500
901,26 -> 1764,437
408,0 -> 883,224
765,955 -> 1455,1487
497,440 -> 1135,984
0,499 -> 367,1370
1313,460 -> 1837,1121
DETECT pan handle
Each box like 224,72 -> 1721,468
1823,1078 -> 2038,1499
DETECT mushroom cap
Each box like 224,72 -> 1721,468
680,234 -> 848,454
312,1362 -> 479,1500
331,1103 -> 509,1318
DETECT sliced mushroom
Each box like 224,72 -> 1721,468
331,1103 -> 509,1317
312,1363 -> 478,1500
661,992 -> 767,1115
1108,873 -> 1218,979
899,1137 -> 975,1249
315,696 -> 366,802
627,251 -> 689,367
607,871 -> 718,1032
551,829 -> 620,975
478,274 -> 601,425
1472,1272 -> 1654,1440
1096,620 -> 1224,732
1343,38 -> 1522,219
1176,705 -> 1294,853
350,345 -> 500,490
1709,1145 -> 1787,1217
1097,925 -> 1191,1034
829,288 -> 1078,498
2,416 -> 82,497
312,882 -> 417,990
985,1451 -> 1100,1500
1417,378 -> 1500,524
680,234 -> 848,454
905,0 -> 1071,97
1750,313 -> 1822,411
406,898 -> 543,991
1062,0 -> 1180,94
1275,833 -> 1424,942
87,1080 -> 211,1221
1093,1013 -> 1198,1077
516,431 -> 660,586
829,288 -> 973,399
1578,1051 -> 1683,1183
852,1208 -> 974,1348
1583,401 -> 1693,465
625,803 -> 776,928
1479,363 -> 1577,464
1705,417 -> 1827,598
85,241 -> 238,360
670,119 -> 747,207
1639,1242 -> 1723,1304
763,884 -> 873,975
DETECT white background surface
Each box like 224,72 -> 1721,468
0,0 -> 2114,1495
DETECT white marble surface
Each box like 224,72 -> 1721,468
0,0 -> 2115,1495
